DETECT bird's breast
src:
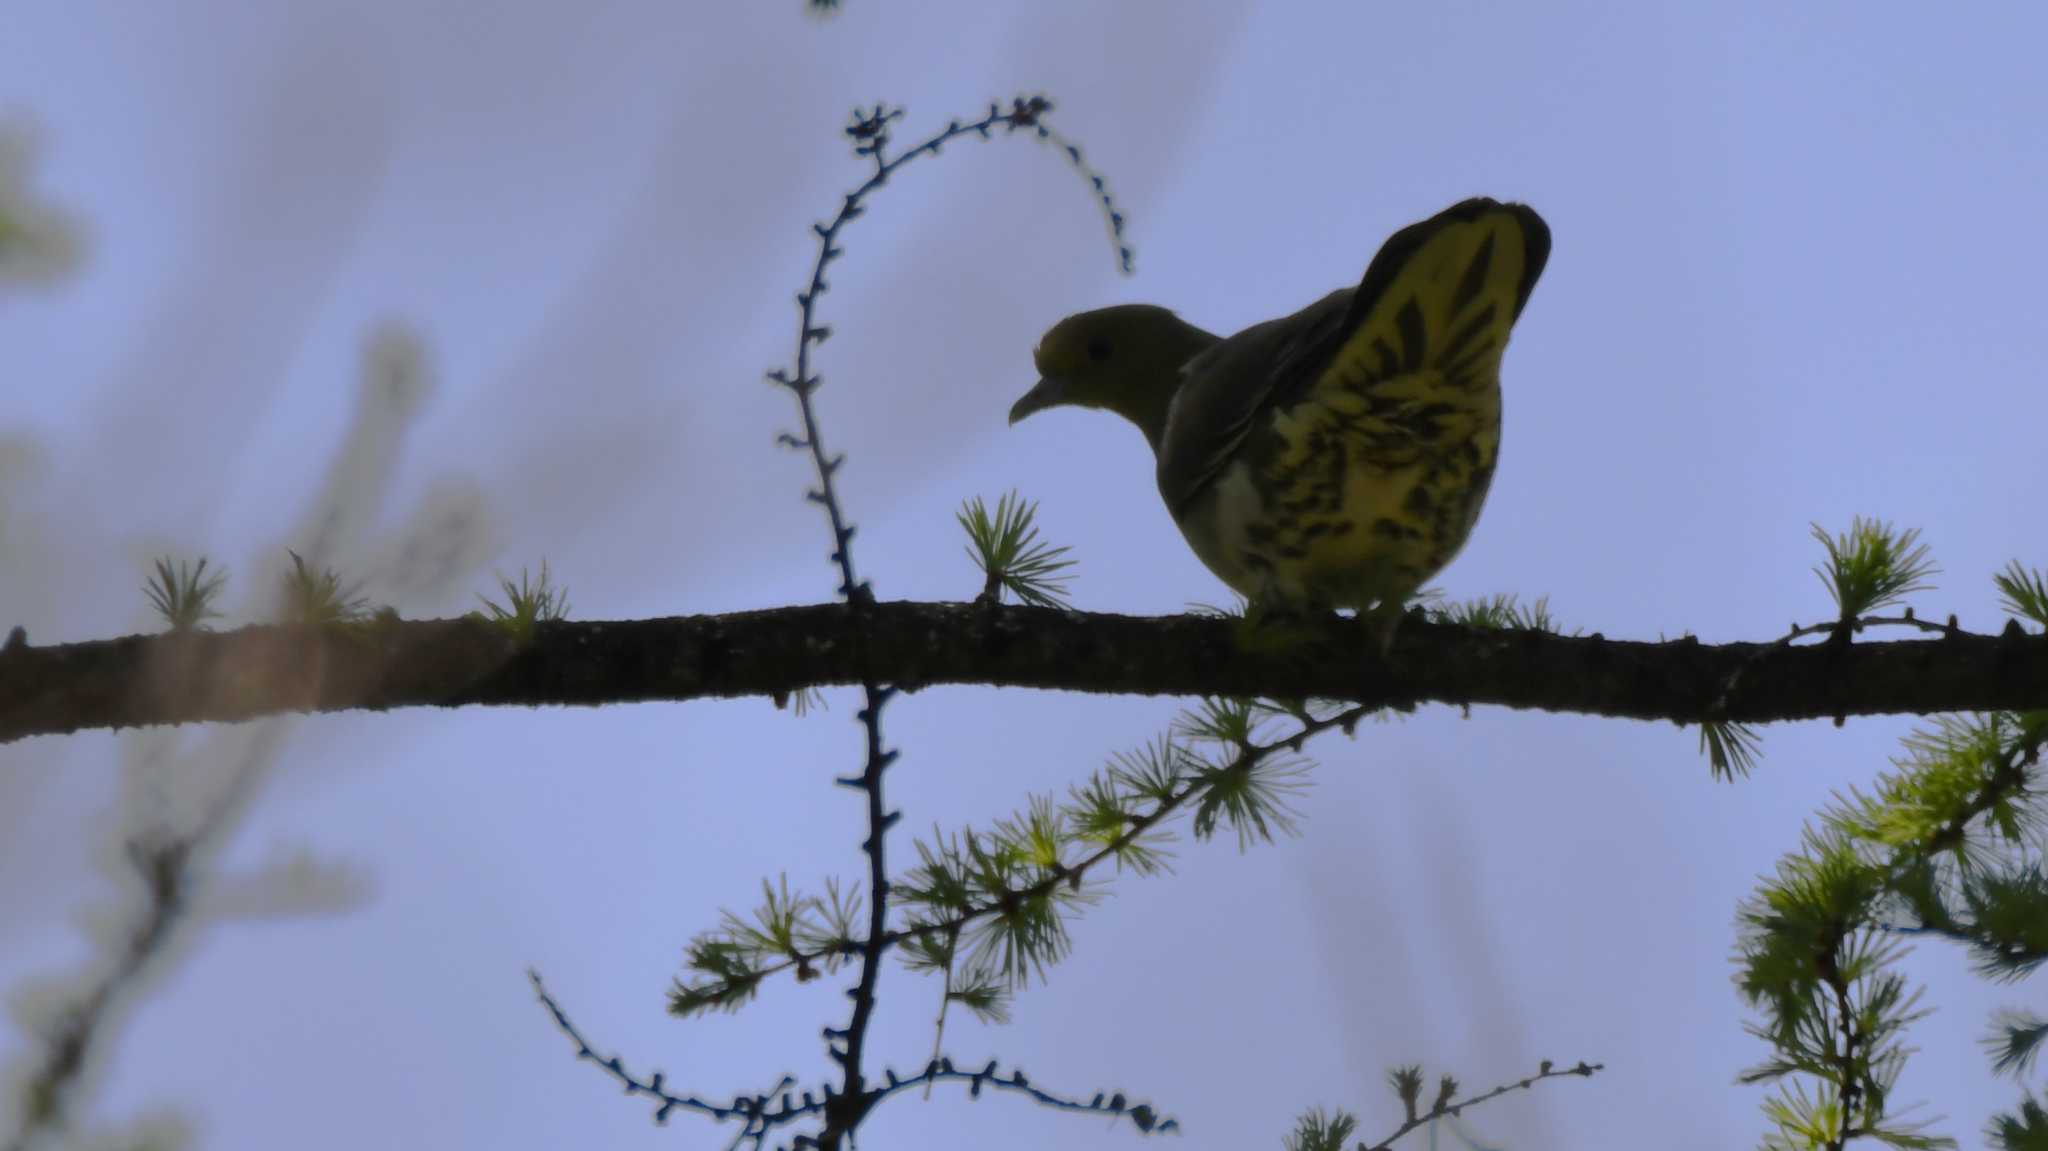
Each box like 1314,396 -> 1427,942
1173,377 -> 1500,609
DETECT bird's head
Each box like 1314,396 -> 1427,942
1010,305 -> 1213,447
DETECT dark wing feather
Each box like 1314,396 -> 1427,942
1156,288 -> 1353,517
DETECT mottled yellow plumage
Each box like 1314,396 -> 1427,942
1012,199 -> 1549,635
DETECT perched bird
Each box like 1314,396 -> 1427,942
1011,198 -> 1549,646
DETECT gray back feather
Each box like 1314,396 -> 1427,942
1154,288 -> 1354,519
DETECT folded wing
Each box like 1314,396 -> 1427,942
1159,198 -> 1550,519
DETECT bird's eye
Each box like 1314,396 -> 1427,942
1085,339 -> 1112,363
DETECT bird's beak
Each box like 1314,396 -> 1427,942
1008,376 -> 1069,425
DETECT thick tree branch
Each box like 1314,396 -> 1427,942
4,604 -> 2046,745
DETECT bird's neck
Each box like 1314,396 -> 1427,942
1117,323 -> 1220,454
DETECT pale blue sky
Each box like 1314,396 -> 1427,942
3,3 -> 2046,1149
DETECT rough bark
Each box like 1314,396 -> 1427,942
4,603 -> 2046,745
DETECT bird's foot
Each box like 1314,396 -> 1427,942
1231,599 -> 1340,661
1363,599 -> 1411,661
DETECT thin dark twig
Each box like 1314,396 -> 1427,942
1709,610 -> 1963,721
871,1057 -> 1175,1133
1,844 -> 189,1151
764,95 -> 1128,1151
532,972 -> 1172,1145
1364,1060 -> 1602,1151
526,95 -> 1132,1147
532,970 -> 806,1146
3,729 -> 278,1151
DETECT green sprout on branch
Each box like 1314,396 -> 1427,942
1811,518 -> 1937,622
470,560 -> 571,642
1284,1108 -> 1359,1151
1994,561 -> 2048,631
1064,738 -> 1184,878
773,686 -> 829,717
1175,696 -> 1260,748
281,550 -> 368,626
959,490 -> 1075,608
1987,1007 -> 2048,1078
1986,1093 -> 2048,1150
143,556 -> 226,632
1424,591 -> 1563,634
668,875 -> 861,1018
897,819 -> 1097,990
1701,720 -> 1764,783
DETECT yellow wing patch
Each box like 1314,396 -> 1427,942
1319,203 -> 1546,404
1241,202 -> 1548,608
